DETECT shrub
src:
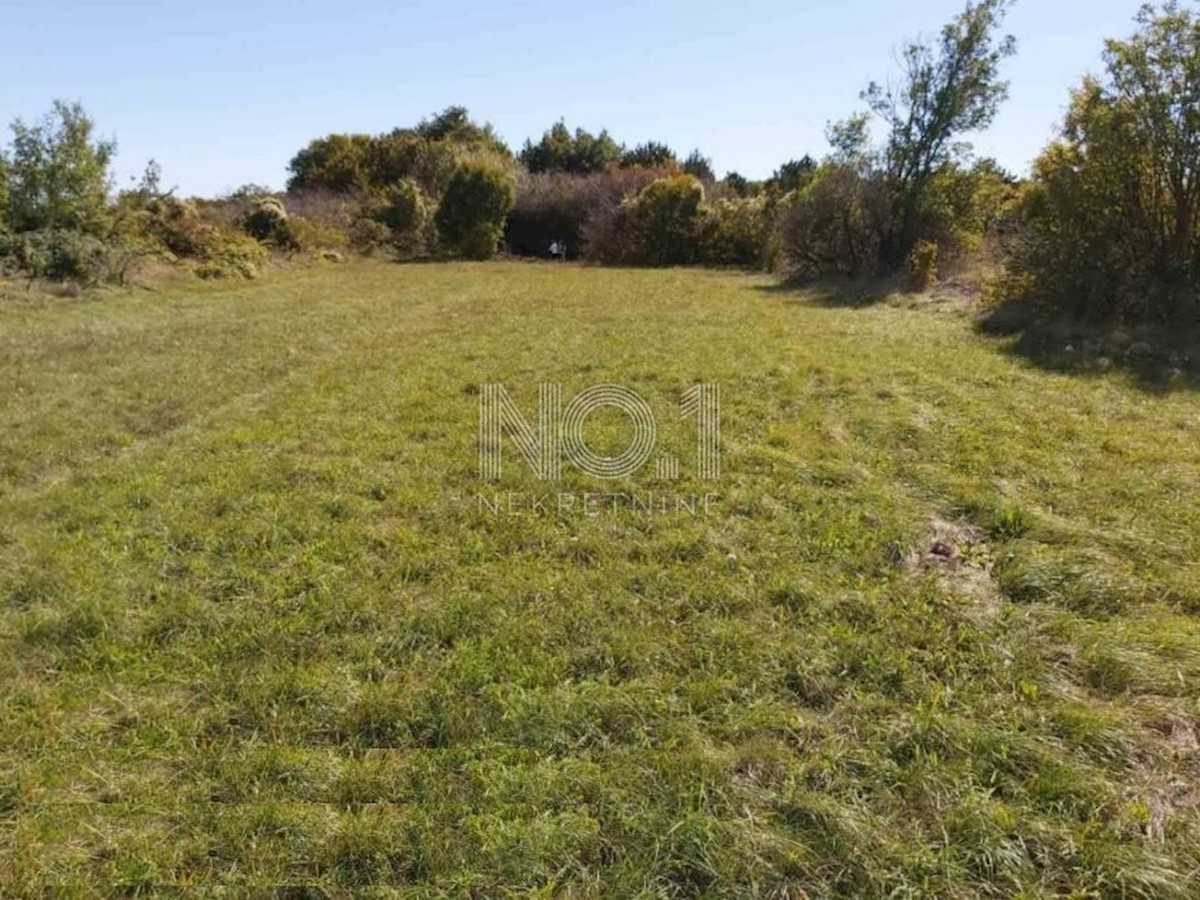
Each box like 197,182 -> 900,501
697,197 -> 771,268
240,197 -> 298,250
999,3 -> 1200,322
594,174 -> 704,266
280,189 -> 355,253
143,197 -> 206,257
287,215 -> 349,253
0,228 -> 115,285
349,217 -> 394,255
192,228 -> 267,279
364,177 -> 436,255
508,167 -> 667,259
435,161 -> 515,259
778,165 -> 890,277
373,178 -> 427,234
906,240 -> 939,290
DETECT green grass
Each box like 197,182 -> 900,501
2,259 -> 1199,896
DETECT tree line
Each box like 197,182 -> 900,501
2,1 -> 1200,323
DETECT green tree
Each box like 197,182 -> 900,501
520,121 -> 621,174
6,100 -> 116,235
620,141 -> 677,169
862,0 -> 1016,266
681,149 -> 714,182
1007,2 -> 1200,319
768,155 -> 820,194
365,130 -> 459,196
287,108 -> 507,196
722,171 -> 754,197
1104,1 -> 1200,268
414,105 -> 511,158
825,116 -> 872,169
435,161 -> 516,259
286,133 -> 371,192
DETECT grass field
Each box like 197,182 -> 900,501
2,259 -> 1199,896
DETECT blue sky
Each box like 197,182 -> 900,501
1,0 -> 1147,196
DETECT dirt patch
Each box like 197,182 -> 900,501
1135,715 -> 1200,843
906,517 -> 1001,615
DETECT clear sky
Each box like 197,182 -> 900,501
1,0 -> 1149,197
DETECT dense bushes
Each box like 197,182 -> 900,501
779,165 -> 888,277
697,197 -> 771,267
589,175 -> 704,266
12,0 -> 1200,323
0,229 -> 116,285
435,162 -> 515,259
999,2 -> 1200,322
0,102 -> 121,286
505,167 -> 666,259
507,171 -> 776,268
287,106 -> 508,197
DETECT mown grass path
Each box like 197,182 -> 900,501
1,261 -> 1198,894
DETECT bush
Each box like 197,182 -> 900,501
287,215 -> 349,253
349,217 -> 394,255
192,228 -> 268,279
906,240 -> 939,291
697,197 -> 771,268
373,178 -> 427,234
435,161 -> 515,259
0,228 -> 115,285
286,107 -> 508,196
910,162 -> 1014,268
508,167 -> 667,259
146,197 -> 208,257
592,174 -> 704,266
778,166 -> 890,277
240,197 -> 298,250
279,189 -> 355,253
361,178 -> 431,256
998,4 -> 1200,322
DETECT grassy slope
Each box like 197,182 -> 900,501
1,260 -> 1198,896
